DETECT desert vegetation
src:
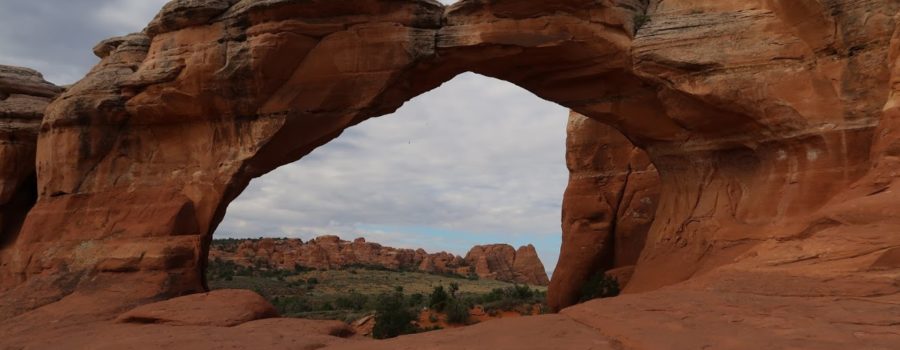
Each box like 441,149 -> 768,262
207,257 -> 549,338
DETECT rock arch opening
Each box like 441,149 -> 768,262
209,72 -> 570,285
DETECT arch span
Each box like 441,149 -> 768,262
1,0 -> 897,318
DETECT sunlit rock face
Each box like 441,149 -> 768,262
2,0 -> 900,348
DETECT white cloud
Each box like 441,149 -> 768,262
93,0 -> 169,34
0,0 -> 165,84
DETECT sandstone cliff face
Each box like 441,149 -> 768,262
465,244 -> 550,285
0,66 -> 61,249
548,112 -> 659,309
2,0 -> 900,348
510,245 -> 551,286
209,236 -> 550,285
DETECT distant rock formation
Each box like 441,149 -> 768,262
209,236 -> 550,286
465,244 -> 550,286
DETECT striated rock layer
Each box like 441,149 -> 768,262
209,236 -> 550,285
1,0 -> 900,348
0,66 -> 61,249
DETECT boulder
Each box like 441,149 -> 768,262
116,289 -> 278,327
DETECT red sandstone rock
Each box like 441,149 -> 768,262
116,289 -> 278,327
0,65 -> 61,247
512,245 -> 550,286
210,236 -> 549,285
547,112 -> 660,310
464,244 -> 550,285
1,0 -> 900,348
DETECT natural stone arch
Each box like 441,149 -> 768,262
1,0 -> 897,319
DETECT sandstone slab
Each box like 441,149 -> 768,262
116,289 -> 278,327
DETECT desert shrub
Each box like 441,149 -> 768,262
335,292 -> 369,311
579,272 -> 620,302
373,291 -> 417,339
320,302 -> 334,311
271,296 -> 313,315
448,282 -> 460,298
481,285 -> 536,303
206,259 -> 239,280
477,285 -> 545,313
408,293 -> 425,308
429,285 -> 450,312
444,298 -> 470,325
235,265 -> 252,276
306,277 -> 319,285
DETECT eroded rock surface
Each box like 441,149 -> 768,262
465,244 -> 550,285
0,66 -> 61,248
548,112 -> 659,310
116,289 -> 278,327
1,0 -> 900,348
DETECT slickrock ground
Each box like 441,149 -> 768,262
115,289 -> 279,327
1,0 -> 900,349
210,236 -> 550,285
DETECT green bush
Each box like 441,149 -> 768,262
579,272 -> 620,302
271,296 -> 313,315
445,298 -> 470,325
429,285 -> 449,312
373,291 -> 417,339
476,285 -> 545,313
408,293 -> 425,308
335,292 -> 369,311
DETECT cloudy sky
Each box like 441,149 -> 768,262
0,0 -> 569,274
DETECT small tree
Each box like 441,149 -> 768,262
445,298 -> 470,325
429,285 -> 449,312
408,293 -> 425,307
448,282 -> 460,298
373,291 -> 417,339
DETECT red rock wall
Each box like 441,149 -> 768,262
465,244 -> 550,285
0,66 -> 61,249
0,2 -> 898,335
548,112 -> 659,310
210,237 -> 550,285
